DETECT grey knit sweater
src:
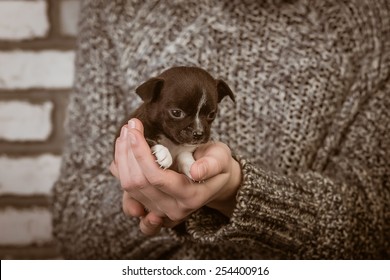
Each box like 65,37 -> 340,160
52,0 -> 390,259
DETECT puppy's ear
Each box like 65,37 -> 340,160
135,77 -> 164,102
216,79 -> 235,103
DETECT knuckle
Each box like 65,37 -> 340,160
182,197 -> 201,211
122,200 -> 131,216
216,142 -> 232,156
120,180 -> 131,191
122,204 -> 131,216
140,218 -> 161,236
132,176 -> 146,188
166,212 -> 183,222
147,174 -> 165,187
166,203 -> 192,222
122,200 -> 141,217
121,175 -> 146,191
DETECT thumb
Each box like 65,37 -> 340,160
190,156 -> 223,181
128,118 -> 144,134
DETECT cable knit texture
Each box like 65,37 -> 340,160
52,0 -> 390,259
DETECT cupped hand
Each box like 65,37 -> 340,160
110,118 -> 241,235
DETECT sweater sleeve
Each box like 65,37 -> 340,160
178,81 -> 390,259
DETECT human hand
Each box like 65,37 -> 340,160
110,118 -> 241,235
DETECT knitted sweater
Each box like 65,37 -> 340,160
52,0 -> 390,259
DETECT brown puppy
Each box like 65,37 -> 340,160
118,66 -> 234,178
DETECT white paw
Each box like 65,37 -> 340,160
151,144 -> 173,169
180,163 -> 193,180
177,152 -> 195,180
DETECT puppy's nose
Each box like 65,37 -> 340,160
192,130 -> 204,140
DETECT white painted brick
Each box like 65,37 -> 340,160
0,208 -> 52,245
0,101 -> 53,141
0,51 -> 75,89
0,154 -> 61,196
60,0 -> 81,36
0,0 -> 49,40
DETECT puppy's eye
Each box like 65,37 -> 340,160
207,111 -> 216,120
169,109 -> 185,119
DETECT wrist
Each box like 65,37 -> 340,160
207,159 -> 242,217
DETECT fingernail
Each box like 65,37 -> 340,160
149,219 -> 162,226
196,163 -> 207,180
120,126 -> 128,139
128,119 -> 136,129
128,131 -> 136,145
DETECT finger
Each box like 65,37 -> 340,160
190,156 -> 222,181
115,126 -> 145,190
127,128 -> 166,184
128,118 -> 144,134
191,143 -> 231,181
109,160 -> 119,178
115,126 -> 132,188
122,192 -> 146,217
139,213 -> 163,236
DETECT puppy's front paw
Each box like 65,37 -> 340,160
181,164 -> 194,181
177,152 -> 196,181
151,144 -> 173,169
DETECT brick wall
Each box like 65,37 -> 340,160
0,0 -> 80,259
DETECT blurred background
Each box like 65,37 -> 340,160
0,0 -> 80,259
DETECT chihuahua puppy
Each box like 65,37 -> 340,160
118,66 -> 234,179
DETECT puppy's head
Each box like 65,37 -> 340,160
136,66 -> 234,145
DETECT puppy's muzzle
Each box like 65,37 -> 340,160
192,130 -> 204,141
